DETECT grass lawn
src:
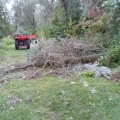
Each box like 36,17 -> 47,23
0,44 -> 120,120
0,76 -> 120,120
0,44 -> 29,66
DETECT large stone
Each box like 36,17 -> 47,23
84,63 -> 112,78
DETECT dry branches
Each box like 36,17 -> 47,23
2,38 -> 107,79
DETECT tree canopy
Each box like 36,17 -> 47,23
0,0 -> 119,45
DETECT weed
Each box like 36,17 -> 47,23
80,70 -> 95,77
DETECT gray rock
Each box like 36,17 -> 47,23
84,63 -> 112,78
69,62 -> 112,78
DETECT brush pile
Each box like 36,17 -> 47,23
0,37 -> 109,80
28,37 -> 107,68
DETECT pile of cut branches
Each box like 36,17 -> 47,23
28,37 -> 107,67
3,37 -> 107,79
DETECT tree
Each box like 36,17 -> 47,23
60,0 -> 67,13
111,1 -> 120,35
12,0 -> 37,33
0,0 -> 10,38
46,0 -> 83,38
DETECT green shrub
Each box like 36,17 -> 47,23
112,28 -> 120,46
99,46 -> 120,67
108,46 -> 120,64
80,70 -> 95,77
64,18 -> 77,38
2,36 -> 14,46
50,6 -> 68,38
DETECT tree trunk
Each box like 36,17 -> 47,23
64,53 -> 106,64
60,0 -> 67,13
4,53 -> 106,73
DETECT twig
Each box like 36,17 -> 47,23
27,52 -> 51,79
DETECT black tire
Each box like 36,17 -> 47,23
15,40 -> 19,50
15,46 -> 19,50
27,44 -> 30,49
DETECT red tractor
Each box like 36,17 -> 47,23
14,34 -> 30,50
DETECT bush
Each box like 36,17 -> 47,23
64,18 -> 77,38
99,46 -> 120,67
49,6 -> 68,38
108,46 -> 120,64
80,70 -> 95,77
112,28 -> 120,46
2,36 -> 14,46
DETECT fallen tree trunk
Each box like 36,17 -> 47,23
4,53 -> 106,74
65,53 -> 106,64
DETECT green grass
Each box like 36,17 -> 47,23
0,76 -> 120,120
0,44 -> 29,66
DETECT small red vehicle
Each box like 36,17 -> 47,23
14,34 -> 30,50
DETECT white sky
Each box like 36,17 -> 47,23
6,1 -> 14,11
7,4 -> 12,10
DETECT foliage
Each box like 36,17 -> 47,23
80,70 -> 95,77
64,18 -> 77,38
84,32 -> 113,48
14,27 -> 27,35
24,26 -> 34,35
99,46 -> 120,68
12,0 -> 37,32
0,36 -> 14,59
90,12 -> 111,32
64,0 -> 82,21
48,0 -> 83,38
0,0 -> 10,38
110,1 -> 120,36
50,5 -> 68,38
107,46 -> 120,66
2,36 -> 14,46
88,6 -> 103,19
112,29 -> 120,44
79,11 -> 111,38
76,5 -> 114,48
41,26 -> 52,39
36,25 -> 56,39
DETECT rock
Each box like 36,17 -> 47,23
69,62 -> 112,78
84,63 -> 112,78
99,66 -> 112,76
